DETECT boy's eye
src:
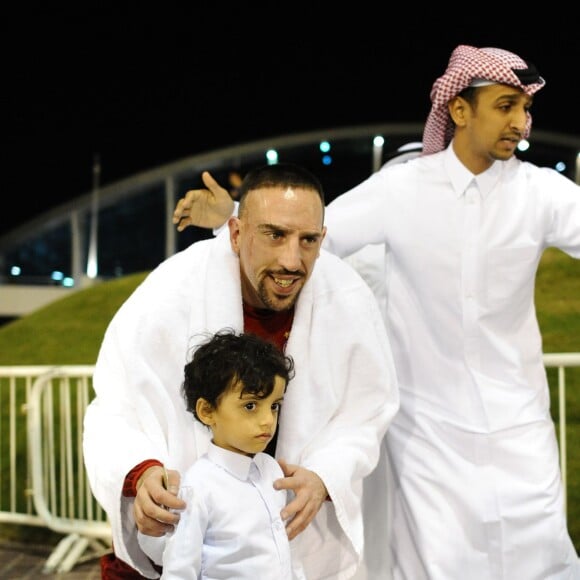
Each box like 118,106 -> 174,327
272,402 -> 281,411
244,402 -> 256,411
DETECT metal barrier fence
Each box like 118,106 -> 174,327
543,353 -> 580,513
1,357 -> 580,572
0,366 -> 110,573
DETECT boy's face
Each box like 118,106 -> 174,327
200,375 -> 286,456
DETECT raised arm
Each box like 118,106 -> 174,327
172,171 -> 235,231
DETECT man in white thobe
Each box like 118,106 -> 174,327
323,46 -> 580,579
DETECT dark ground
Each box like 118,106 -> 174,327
0,539 -> 102,579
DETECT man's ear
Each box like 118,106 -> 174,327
196,398 -> 214,426
448,96 -> 469,128
228,216 -> 241,255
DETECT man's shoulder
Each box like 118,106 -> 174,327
317,248 -> 361,273
315,249 -> 378,295
378,151 -> 441,182
116,237 -> 220,315
148,236 -> 222,279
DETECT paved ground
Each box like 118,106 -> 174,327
0,539 -> 103,579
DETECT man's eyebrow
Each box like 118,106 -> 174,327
496,92 -> 532,105
256,223 -> 323,238
256,223 -> 286,232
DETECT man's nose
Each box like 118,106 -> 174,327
278,238 -> 302,271
511,107 -> 528,136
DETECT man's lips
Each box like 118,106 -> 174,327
500,134 -> 521,144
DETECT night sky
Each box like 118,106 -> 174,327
3,9 -> 578,237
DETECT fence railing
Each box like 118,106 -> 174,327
1,356 -> 580,572
543,353 -> 580,513
0,365 -> 110,573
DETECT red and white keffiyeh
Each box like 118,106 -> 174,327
422,45 -> 546,155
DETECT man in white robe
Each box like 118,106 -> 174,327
84,163 -> 399,579
323,47 -> 580,579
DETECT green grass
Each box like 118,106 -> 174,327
0,250 -> 578,548
0,272 -> 148,365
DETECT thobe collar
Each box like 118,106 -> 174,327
444,142 -> 504,199
207,441 -> 268,482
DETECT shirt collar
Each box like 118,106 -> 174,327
444,142 -> 503,199
207,441 -> 265,481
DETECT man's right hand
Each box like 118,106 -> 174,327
133,466 -> 186,537
172,171 -> 235,232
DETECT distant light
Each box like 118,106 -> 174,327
373,136 -> 384,147
86,259 -> 98,278
517,139 -> 530,152
555,161 -> 567,173
319,141 -> 331,153
10,266 -> 21,276
63,277 -> 75,287
266,150 -> 278,164
51,271 -> 64,281
322,155 -> 332,166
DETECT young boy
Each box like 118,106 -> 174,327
138,328 -> 304,579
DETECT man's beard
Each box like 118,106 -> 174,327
257,279 -> 299,312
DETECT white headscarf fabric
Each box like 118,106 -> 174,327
422,45 -> 546,155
